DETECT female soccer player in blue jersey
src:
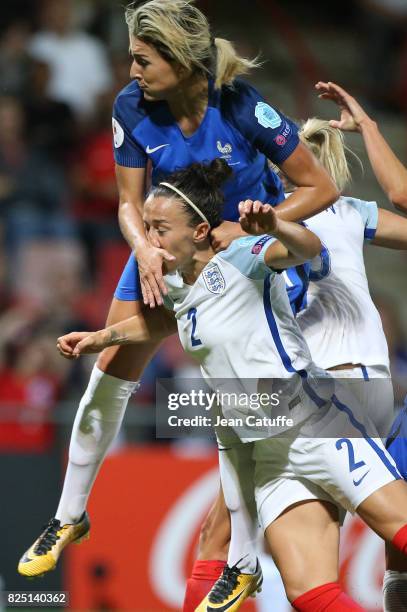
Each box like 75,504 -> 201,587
54,158 -> 407,612
17,0 -> 338,581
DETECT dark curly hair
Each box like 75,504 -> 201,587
152,158 -> 233,228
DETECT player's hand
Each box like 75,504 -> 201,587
210,221 -> 245,252
136,245 -> 175,309
57,332 -> 96,359
238,200 -> 279,235
72,330 -> 111,356
315,81 -> 372,132
57,330 -> 111,358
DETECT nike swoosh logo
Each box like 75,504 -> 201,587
146,144 -> 170,154
206,589 -> 245,612
353,470 -> 370,487
218,447 -> 232,452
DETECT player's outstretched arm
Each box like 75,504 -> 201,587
57,308 -> 177,358
372,209 -> 407,250
239,199 -> 321,268
116,165 -> 175,308
316,81 -> 407,213
273,142 -> 340,222
210,144 -> 339,253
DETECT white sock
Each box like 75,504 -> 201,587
383,570 -> 407,611
218,444 -> 258,574
55,365 -> 139,525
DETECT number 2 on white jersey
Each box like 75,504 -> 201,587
187,308 -> 202,347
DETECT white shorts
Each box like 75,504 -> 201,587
254,400 -> 400,531
328,364 -> 394,438
218,367 -> 400,531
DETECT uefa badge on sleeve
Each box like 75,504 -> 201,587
112,117 -> 125,148
255,102 -> 282,129
251,235 -> 271,254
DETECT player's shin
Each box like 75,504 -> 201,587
55,365 -> 139,524
193,446 -> 262,612
219,446 -> 258,573
183,560 -> 226,612
183,488 -> 230,611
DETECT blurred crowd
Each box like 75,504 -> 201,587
357,0 -> 407,112
0,0 -> 202,451
0,0 -> 406,452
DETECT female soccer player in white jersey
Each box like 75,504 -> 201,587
189,116 -> 407,611
316,80 -> 407,612
17,0 -> 338,581
55,159 -> 407,612
296,118 -> 395,438
191,87 -> 407,612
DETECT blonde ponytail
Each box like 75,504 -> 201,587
213,38 -> 260,88
299,118 -> 362,191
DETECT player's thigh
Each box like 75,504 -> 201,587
357,479 -> 407,542
97,298 -> 171,381
198,486 -> 230,561
264,499 -> 340,603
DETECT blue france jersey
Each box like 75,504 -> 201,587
112,79 -> 299,221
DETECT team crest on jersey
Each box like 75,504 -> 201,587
112,117 -> 124,148
255,102 -> 282,129
217,141 -> 232,156
203,263 -> 225,295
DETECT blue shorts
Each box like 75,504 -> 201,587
386,398 -> 407,480
114,254 -> 142,301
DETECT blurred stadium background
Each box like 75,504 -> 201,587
0,0 -> 406,610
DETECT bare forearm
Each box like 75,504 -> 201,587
266,220 -> 321,266
276,143 -> 339,221
98,315 -> 152,348
97,309 -> 176,349
360,119 -> 407,212
372,208 -> 407,250
118,201 -> 150,251
274,185 -> 338,222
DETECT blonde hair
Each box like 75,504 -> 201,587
299,118 -> 362,192
125,0 -> 260,88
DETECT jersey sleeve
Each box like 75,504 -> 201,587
345,197 -> 379,241
283,264 -> 311,316
112,85 -> 148,168
217,235 -> 276,279
223,80 -> 300,164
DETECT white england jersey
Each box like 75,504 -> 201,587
296,197 -> 390,371
163,236 -> 328,439
164,235 -> 313,380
